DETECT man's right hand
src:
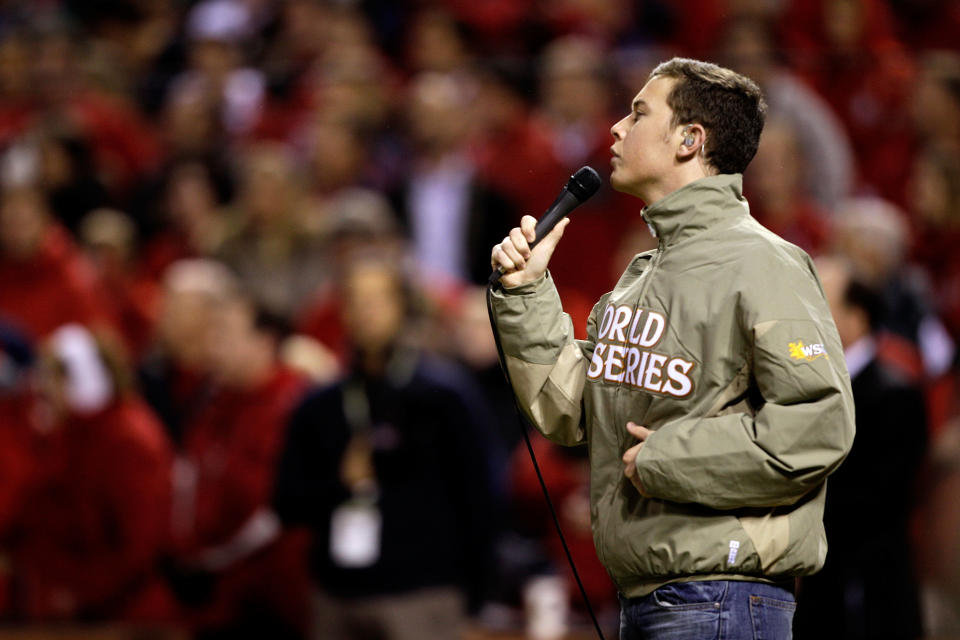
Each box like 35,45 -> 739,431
490,214 -> 570,289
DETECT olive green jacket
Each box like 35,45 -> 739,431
491,174 -> 855,597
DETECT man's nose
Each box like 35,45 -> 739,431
610,117 -> 626,140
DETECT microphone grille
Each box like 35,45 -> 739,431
567,166 -> 602,202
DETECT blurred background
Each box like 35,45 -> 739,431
0,0 -> 958,638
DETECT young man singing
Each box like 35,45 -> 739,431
489,57 -> 855,638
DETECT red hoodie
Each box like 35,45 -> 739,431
172,365 -> 311,633
6,397 -> 173,621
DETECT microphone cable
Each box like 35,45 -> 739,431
485,284 -> 607,640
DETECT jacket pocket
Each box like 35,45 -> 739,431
738,510 -> 790,572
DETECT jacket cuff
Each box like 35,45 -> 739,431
634,430 -> 666,499
489,271 -> 571,364
497,271 -> 550,296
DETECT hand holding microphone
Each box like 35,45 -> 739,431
489,166 -> 601,290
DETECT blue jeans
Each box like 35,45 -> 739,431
619,580 -> 795,640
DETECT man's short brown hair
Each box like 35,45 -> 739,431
650,57 -> 767,175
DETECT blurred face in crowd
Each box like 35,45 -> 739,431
0,35 -> 31,99
609,76 -> 684,200
319,47 -> 390,129
832,200 -> 908,286
0,188 -> 49,260
240,147 -> 296,224
908,153 -> 954,227
540,39 -> 610,125
543,70 -> 608,124
324,6 -> 375,52
818,258 -> 866,349
38,136 -> 75,190
718,18 -> 774,88
472,73 -> 521,134
823,0 -> 865,52
406,73 -> 470,155
206,299 -> 274,387
34,33 -> 75,103
80,209 -> 137,277
164,92 -> 220,155
166,163 -> 219,232
910,58 -> 960,148
278,0 -> 327,60
342,262 -> 406,356
158,287 -> 217,368
189,38 -> 239,79
311,120 -> 365,192
406,10 -> 469,73
747,120 -> 803,212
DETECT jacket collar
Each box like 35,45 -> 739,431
641,174 -> 749,248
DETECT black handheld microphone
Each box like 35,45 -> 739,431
488,165 -> 602,287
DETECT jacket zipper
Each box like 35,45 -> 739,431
603,238 -> 665,566
615,238 -> 664,445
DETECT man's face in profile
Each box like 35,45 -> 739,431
609,75 -> 680,200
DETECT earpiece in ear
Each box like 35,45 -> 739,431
684,135 -> 695,147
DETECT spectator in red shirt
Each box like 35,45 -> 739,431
0,321 -> 35,616
779,0 -> 916,205
0,186 -> 114,341
509,437 -> 618,621
910,51 -> 960,161
79,208 -> 161,360
470,58 -> 567,220
0,321 -> 35,538
908,147 -> 960,343
30,28 -> 162,197
138,258 -> 236,446
139,161 -> 229,284
716,15 -> 855,212
3,324 -> 173,622
167,293 -> 311,639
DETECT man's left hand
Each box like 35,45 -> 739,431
622,421 -> 651,495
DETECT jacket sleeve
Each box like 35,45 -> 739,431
489,272 -> 596,446
634,259 -> 856,510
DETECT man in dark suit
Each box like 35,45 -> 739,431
796,257 -> 928,639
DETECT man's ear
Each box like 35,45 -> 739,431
677,123 -> 707,160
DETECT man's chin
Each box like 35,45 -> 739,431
609,171 -> 631,195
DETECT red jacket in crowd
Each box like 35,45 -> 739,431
0,226 -> 114,341
0,393 -> 34,615
779,0 -> 916,205
510,437 -> 616,612
3,397 -> 173,621
171,365 -> 311,633
0,393 -> 33,536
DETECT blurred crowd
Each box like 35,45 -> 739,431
0,0 -> 958,638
